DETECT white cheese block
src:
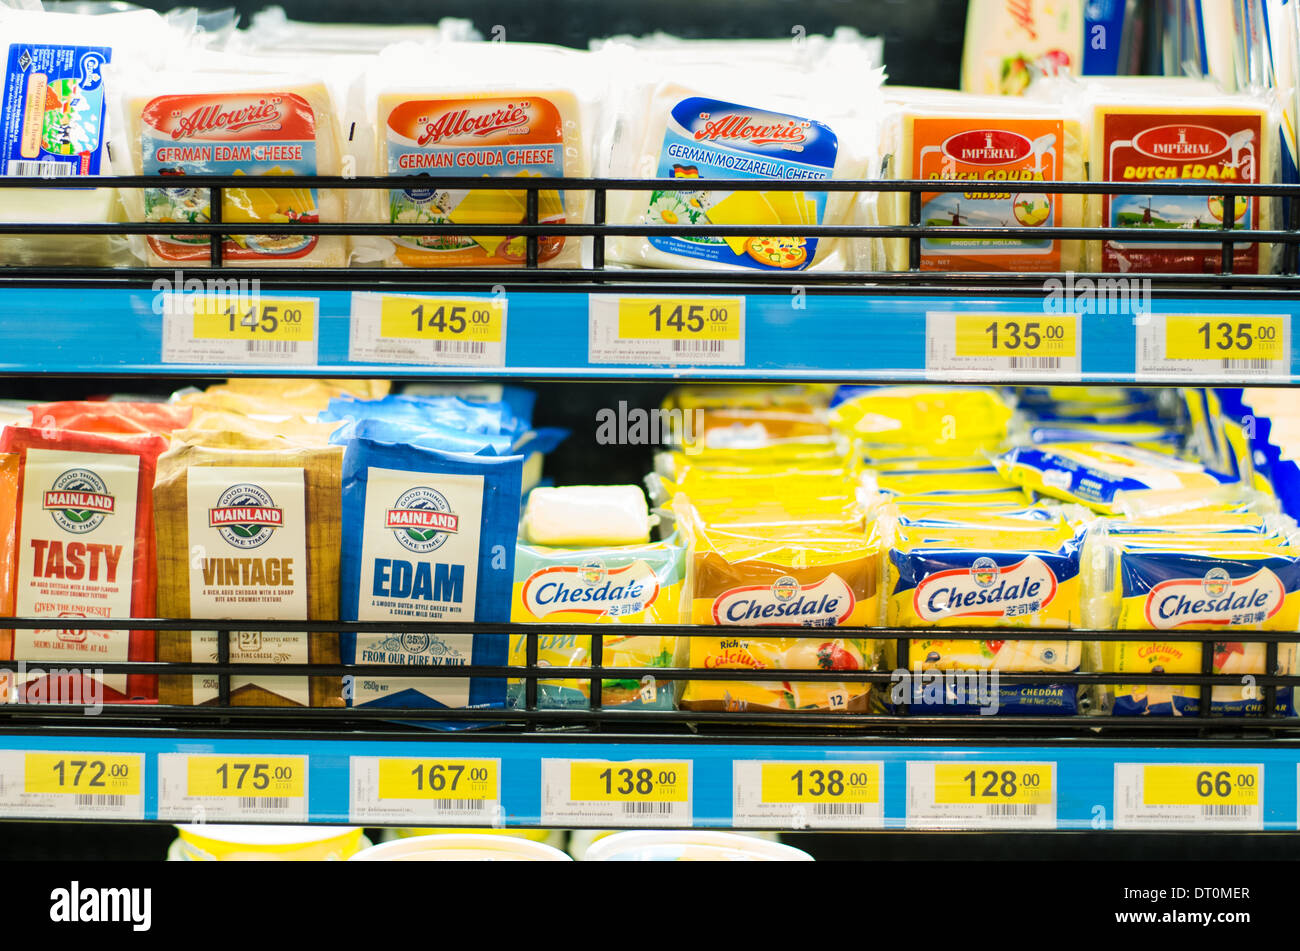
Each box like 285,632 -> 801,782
524,485 -> 652,547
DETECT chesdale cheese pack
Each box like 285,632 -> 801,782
153,433 -> 343,708
0,425 -> 167,703
110,53 -> 347,267
350,42 -> 592,268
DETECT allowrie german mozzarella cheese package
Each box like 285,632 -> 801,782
109,54 -> 347,267
349,42 -> 594,268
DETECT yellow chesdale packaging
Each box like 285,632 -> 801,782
675,500 -> 880,714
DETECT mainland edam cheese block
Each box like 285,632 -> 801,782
114,64 -> 347,267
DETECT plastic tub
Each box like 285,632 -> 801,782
348,832 -> 573,862
583,830 -> 814,861
171,825 -> 366,861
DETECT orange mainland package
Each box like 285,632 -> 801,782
0,426 -> 167,703
27,401 -> 193,437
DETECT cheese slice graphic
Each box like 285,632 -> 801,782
705,191 -> 782,255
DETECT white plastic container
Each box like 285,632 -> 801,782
348,833 -> 573,862
583,830 -> 814,861
170,825 -> 366,861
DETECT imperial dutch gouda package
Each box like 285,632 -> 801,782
152,435 -> 343,707
0,426 -> 168,703
507,535 -> 686,710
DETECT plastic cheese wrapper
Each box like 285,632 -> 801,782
1082,528 -> 1300,715
349,42 -> 594,268
322,394 -> 531,439
590,28 -> 883,71
960,0 -> 1084,95
507,534 -> 687,710
178,408 -> 343,448
522,485 -> 652,547
877,91 -> 1084,272
400,382 -> 538,425
0,6 -> 184,266
28,401 -> 193,436
830,385 -> 1014,449
674,499 -> 880,714
153,434 -> 343,708
109,51 -> 347,267
0,425 -> 167,703
339,433 -> 523,720
600,54 -> 880,273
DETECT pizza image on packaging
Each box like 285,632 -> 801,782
745,236 -> 807,269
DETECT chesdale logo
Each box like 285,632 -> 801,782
44,468 -> 114,534
1144,567 -> 1285,629
692,112 -> 811,148
386,486 -> 459,554
209,483 -> 283,549
914,556 -> 1058,622
522,560 -> 661,619
170,97 -> 284,139
711,574 -> 855,626
49,881 -> 151,932
417,102 -> 532,146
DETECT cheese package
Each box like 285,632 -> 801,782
111,56 -> 347,267
602,58 -> 879,272
507,535 -> 686,710
350,42 -> 591,268
830,385 -> 1014,450
879,95 -> 1084,271
152,435 -> 343,708
522,485 -> 652,547
960,0 -> 1084,95
0,425 -> 167,703
339,433 -> 523,716
28,401 -> 193,437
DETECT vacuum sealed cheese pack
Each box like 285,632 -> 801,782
339,433 -> 523,717
522,485 -> 653,547
831,385 -> 1014,452
508,534 -> 686,710
110,55 -> 347,267
153,434 -> 343,708
350,42 -> 593,268
0,425 -> 167,703
29,401 -> 192,437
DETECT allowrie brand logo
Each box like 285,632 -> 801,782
417,103 -> 532,146
692,112 -> 811,148
170,97 -> 285,140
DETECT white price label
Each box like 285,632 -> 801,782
540,758 -> 692,828
906,761 -> 1057,830
926,312 -> 1081,379
348,292 -> 507,367
0,750 -> 144,820
156,753 -> 308,823
588,295 -> 745,366
1114,763 -> 1263,830
348,756 -> 504,826
1135,313 -> 1290,379
161,293 -> 319,366
732,760 -> 884,830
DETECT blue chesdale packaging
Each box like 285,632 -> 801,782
2,43 -> 110,177
340,433 -> 524,722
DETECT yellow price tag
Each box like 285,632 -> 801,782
24,753 -> 141,796
618,298 -> 741,341
1142,765 -> 1260,806
760,762 -> 880,804
954,315 -> 1077,358
192,296 -> 316,343
933,763 -> 1054,805
380,297 -> 504,342
377,758 -> 499,801
1164,315 -> 1285,361
569,760 -> 689,802
186,755 -> 305,799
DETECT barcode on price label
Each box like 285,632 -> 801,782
0,751 -> 144,820
732,761 -> 885,829
1114,763 -> 1263,830
155,753 -> 309,822
589,295 -> 745,366
348,756 -> 504,825
927,312 -> 1081,379
348,292 -> 507,367
906,761 -> 1057,829
161,293 -> 319,366
540,759 -> 692,827
1136,314 -> 1290,379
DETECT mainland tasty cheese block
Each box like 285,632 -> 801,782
880,99 -> 1084,272
119,76 -> 346,267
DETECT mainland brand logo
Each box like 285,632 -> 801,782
1133,125 -> 1231,161
417,103 -> 532,146
169,97 -> 285,140
914,556 -> 1058,622
386,487 -> 458,553
521,560 -> 661,618
692,112 -> 811,148
941,129 -> 1034,165
1144,567 -> 1285,629
209,483 -> 283,549
711,574 -> 854,626
43,469 -> 114,534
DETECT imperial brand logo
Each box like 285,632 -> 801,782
914,555 -> 1058,622
1144,567 -> 1285,629
44,469 -> 114,534
210,483 -> 282,549
1133,124 -> 1230,160
49,881 -> 150,932
692,112 -> 811,148
942,129 -> 1033,165
711,574 -> 855,626
386,486 -> 459,553
171,97 -> 284,139
522,559 -> 661,618
418,103 -> 532,145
